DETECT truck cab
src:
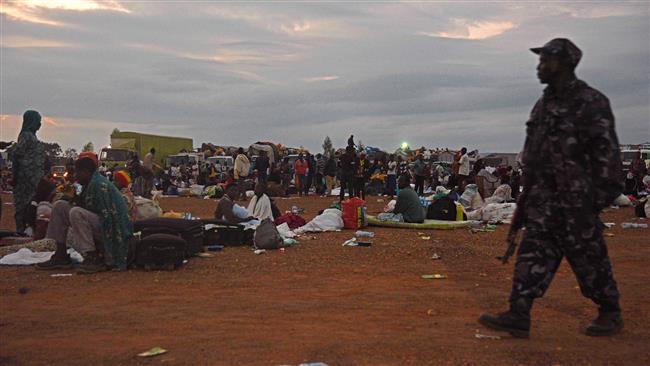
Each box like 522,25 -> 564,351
99,147 -> 135,168
166,153 -> 204,168
621,149 -> 650,172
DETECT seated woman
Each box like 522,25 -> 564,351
484,175 -> 514,205
247,182 -> 274,222
393,174 -> 425,223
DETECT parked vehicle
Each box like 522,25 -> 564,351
100,131 -> 193,168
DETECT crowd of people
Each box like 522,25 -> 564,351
1,38 -> 647,342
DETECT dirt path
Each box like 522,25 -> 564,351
1,193 -> 648,365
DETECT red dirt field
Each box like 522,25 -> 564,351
0,192 -> 649,365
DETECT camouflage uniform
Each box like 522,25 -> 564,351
512,40 -> 622,311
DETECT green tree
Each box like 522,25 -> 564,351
322,136 -> 334,157
42,142 -> 62,158
64,148 -> 77,159
82,141 -> 94,152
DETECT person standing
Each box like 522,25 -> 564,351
280,157 -> 291,196
385,155 -> 397,196
457,147 -> 471,189
10,110 -> 45,233
256,151 -> 270,184
479,38 -> 624,338
315,153 -> 326,195
143,148 -> 155,171
413,154 -> 426,196
339,146 -> 355,202
305,152 -> 315,195
294,153 -> 308,196
324,154 -> 337,197
354,152 -> 370,200
233,148 -> 250,199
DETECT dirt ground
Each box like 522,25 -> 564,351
0,192 -> 648,365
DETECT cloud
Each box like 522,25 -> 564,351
0,35 -> 75,48
0,0 -> 129,26
0,2 -> 647,153
420,19 -> 517,40
303,75 -> 340,82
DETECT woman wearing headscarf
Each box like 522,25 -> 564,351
10,110 -> 45,233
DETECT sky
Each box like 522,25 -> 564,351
1,1 -> 649,154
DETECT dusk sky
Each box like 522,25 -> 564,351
1,1 -> 648,153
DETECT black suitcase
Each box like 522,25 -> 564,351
201,219 -> 254,247
134,218 -> 204,257
136,233 -> 186,271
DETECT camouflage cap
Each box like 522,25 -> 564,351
530,38 -> 582,67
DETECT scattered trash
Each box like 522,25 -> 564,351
291,206 -> 304,214
355,230 -> 375,238
426,309 -> 437,316
417,232 -> 425,235
299,363 -> 329,366
479,273 -> 487,277
50,273 -> 73,277
254,249 -> 266,255
376,198 -> 384,202
197,252 -> 215,258
18,287 -> 28,294
283,238 -> 298,246
474,333 -> 501,340
470,223 -> 497,233
603,222 -> 616,229
205,245 -> 224,252
431,253 -> 441,260
356,241 -> 372,247
280,248 -> 286,252
421,274 -> 447,279
137,347 -> 168,357
604,233 -> 615,237
342,238 -> 357,246
421,236 -> 431,240
621,222 -> 648,229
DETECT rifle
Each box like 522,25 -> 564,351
497,192 -> 527,264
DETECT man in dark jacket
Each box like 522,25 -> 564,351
354,152 -> 371,200
255,151 -> 270,184
339,147 -> 356,202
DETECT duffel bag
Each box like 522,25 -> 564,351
134,218 -> 204,257
135,233 -> 186,271
202,219 -> 254,247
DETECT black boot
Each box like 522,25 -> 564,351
585,310 -> 623,336
77,251 -> 107,274
36,242 -> 72,270
478,297 -> 532,338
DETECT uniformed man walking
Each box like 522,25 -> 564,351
479,38 -> 624,338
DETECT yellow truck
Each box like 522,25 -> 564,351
99,131 -> 193,168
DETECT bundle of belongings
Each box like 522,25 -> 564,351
458,184 -> 517,223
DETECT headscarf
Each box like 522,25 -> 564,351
20,110 -> 42,134
113,170 -> 131,189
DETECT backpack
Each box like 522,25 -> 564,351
427,197 -> 458,221
135,233 -> 186,271
254,218 -> 284,249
